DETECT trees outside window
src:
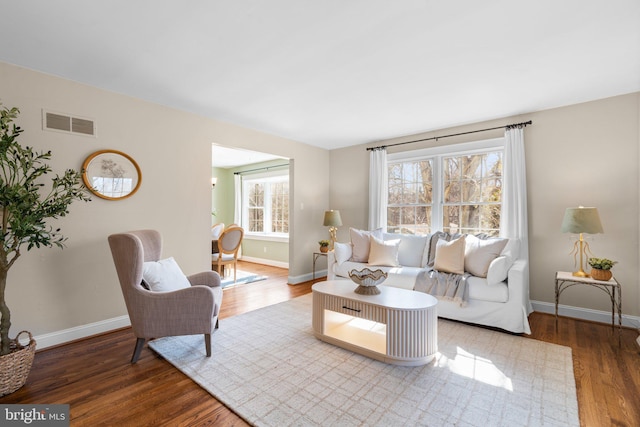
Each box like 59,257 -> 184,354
387,159 -> 433,235
243,174 -> 289,236
442,152 -> 502,236
387,139 -> 503,236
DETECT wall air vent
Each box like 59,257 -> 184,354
43,110 -> 96,137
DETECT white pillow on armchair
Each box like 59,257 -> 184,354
142,257 -> 192,292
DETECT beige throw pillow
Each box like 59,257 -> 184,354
464,235 -> 509,278
433,236 -> 466,275
368,236 -> 400,267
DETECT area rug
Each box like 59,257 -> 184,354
149,294 -> 579,426
220,270 -> 267,288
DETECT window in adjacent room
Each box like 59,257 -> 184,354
387,138 -> 504,236
243,172 -> 289,237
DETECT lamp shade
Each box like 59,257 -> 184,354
323,210 -> 342,227
561,207 -> 604,234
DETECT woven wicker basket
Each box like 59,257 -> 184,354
590,268 -> 612,281
0,331 -> 36,396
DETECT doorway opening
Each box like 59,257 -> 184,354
212,144 -> 290,287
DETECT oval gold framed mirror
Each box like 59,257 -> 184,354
82,150 -> 142,200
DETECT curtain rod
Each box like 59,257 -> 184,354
233,163 -> 289,175
366,120 -> 532,151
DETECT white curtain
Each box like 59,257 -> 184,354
234,173 -> 242,226
368,148 -> 388,230
501,126 -> 528,261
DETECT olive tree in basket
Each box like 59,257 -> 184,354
0,103 -> 90,356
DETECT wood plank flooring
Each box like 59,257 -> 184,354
1,261 -> 638,426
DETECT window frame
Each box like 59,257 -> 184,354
387,137 -> 505,235
241,170 -> 290,242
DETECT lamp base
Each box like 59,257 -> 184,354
569,234 -> 591,279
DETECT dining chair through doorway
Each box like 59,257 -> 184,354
212,225 -> 244,282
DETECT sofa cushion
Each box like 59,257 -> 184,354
383,232 -> 429,268
368,236 -> 400,267
467,276 -> 509,302
433,235 -> 466,275
333,242 -> 352,265
142,257 -> 192,292
349,227 -> 383,262
464,235 -> 509,278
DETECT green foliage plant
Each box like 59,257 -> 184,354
0,103 -> 90,356
587,257 -> 617,271
318,240 -> 330,247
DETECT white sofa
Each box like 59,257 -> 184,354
327,230 -> 533,334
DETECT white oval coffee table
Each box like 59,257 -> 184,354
312,280 -> 438,366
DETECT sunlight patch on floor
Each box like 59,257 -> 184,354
436,346 -> 513,391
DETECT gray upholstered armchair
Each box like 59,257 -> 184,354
108,230 -> 223,363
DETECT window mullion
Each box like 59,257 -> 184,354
264,184 -> 272,233
432,155 -> 443,231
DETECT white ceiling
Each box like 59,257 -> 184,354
212,145 -> 284,169
0,1 -> 639,150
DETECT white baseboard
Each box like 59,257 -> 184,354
31,298 -> 638,351
26,315 -> 131,350
240,256 -> 288,269
288,270 -> 327,285
531,300 -> 640,328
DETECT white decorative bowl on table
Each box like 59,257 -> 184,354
349,268 -> 387,295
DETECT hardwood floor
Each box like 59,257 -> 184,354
1,261 -> 638,426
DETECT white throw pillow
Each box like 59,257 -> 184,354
383,233 -> 427,268
501,239 -> 520,262
464,235 -> 509,278
349,227 -> 383,262
485,239 -> 520,285
368,236 -> 400,267
142,257 -> 192,292
433,236 -> 466,275
487,256 -> 510,285
333,242 -> 352,265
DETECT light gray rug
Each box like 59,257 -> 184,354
220,270 -> 267,288
149,294 -> 579,427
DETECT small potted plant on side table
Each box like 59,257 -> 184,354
588,257 -> 617,281
318,240 -> 330,253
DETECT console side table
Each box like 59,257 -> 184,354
555,271 -> 622,345
312,251 -> 328,280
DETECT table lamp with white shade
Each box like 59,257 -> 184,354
561,206 -> 604,277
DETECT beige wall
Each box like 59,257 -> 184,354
0,61 -> 329,344
330,93 -> 640,319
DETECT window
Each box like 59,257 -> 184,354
242,173 -> 289,237
387,138 -> 504,237
387,159 -> 433,235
